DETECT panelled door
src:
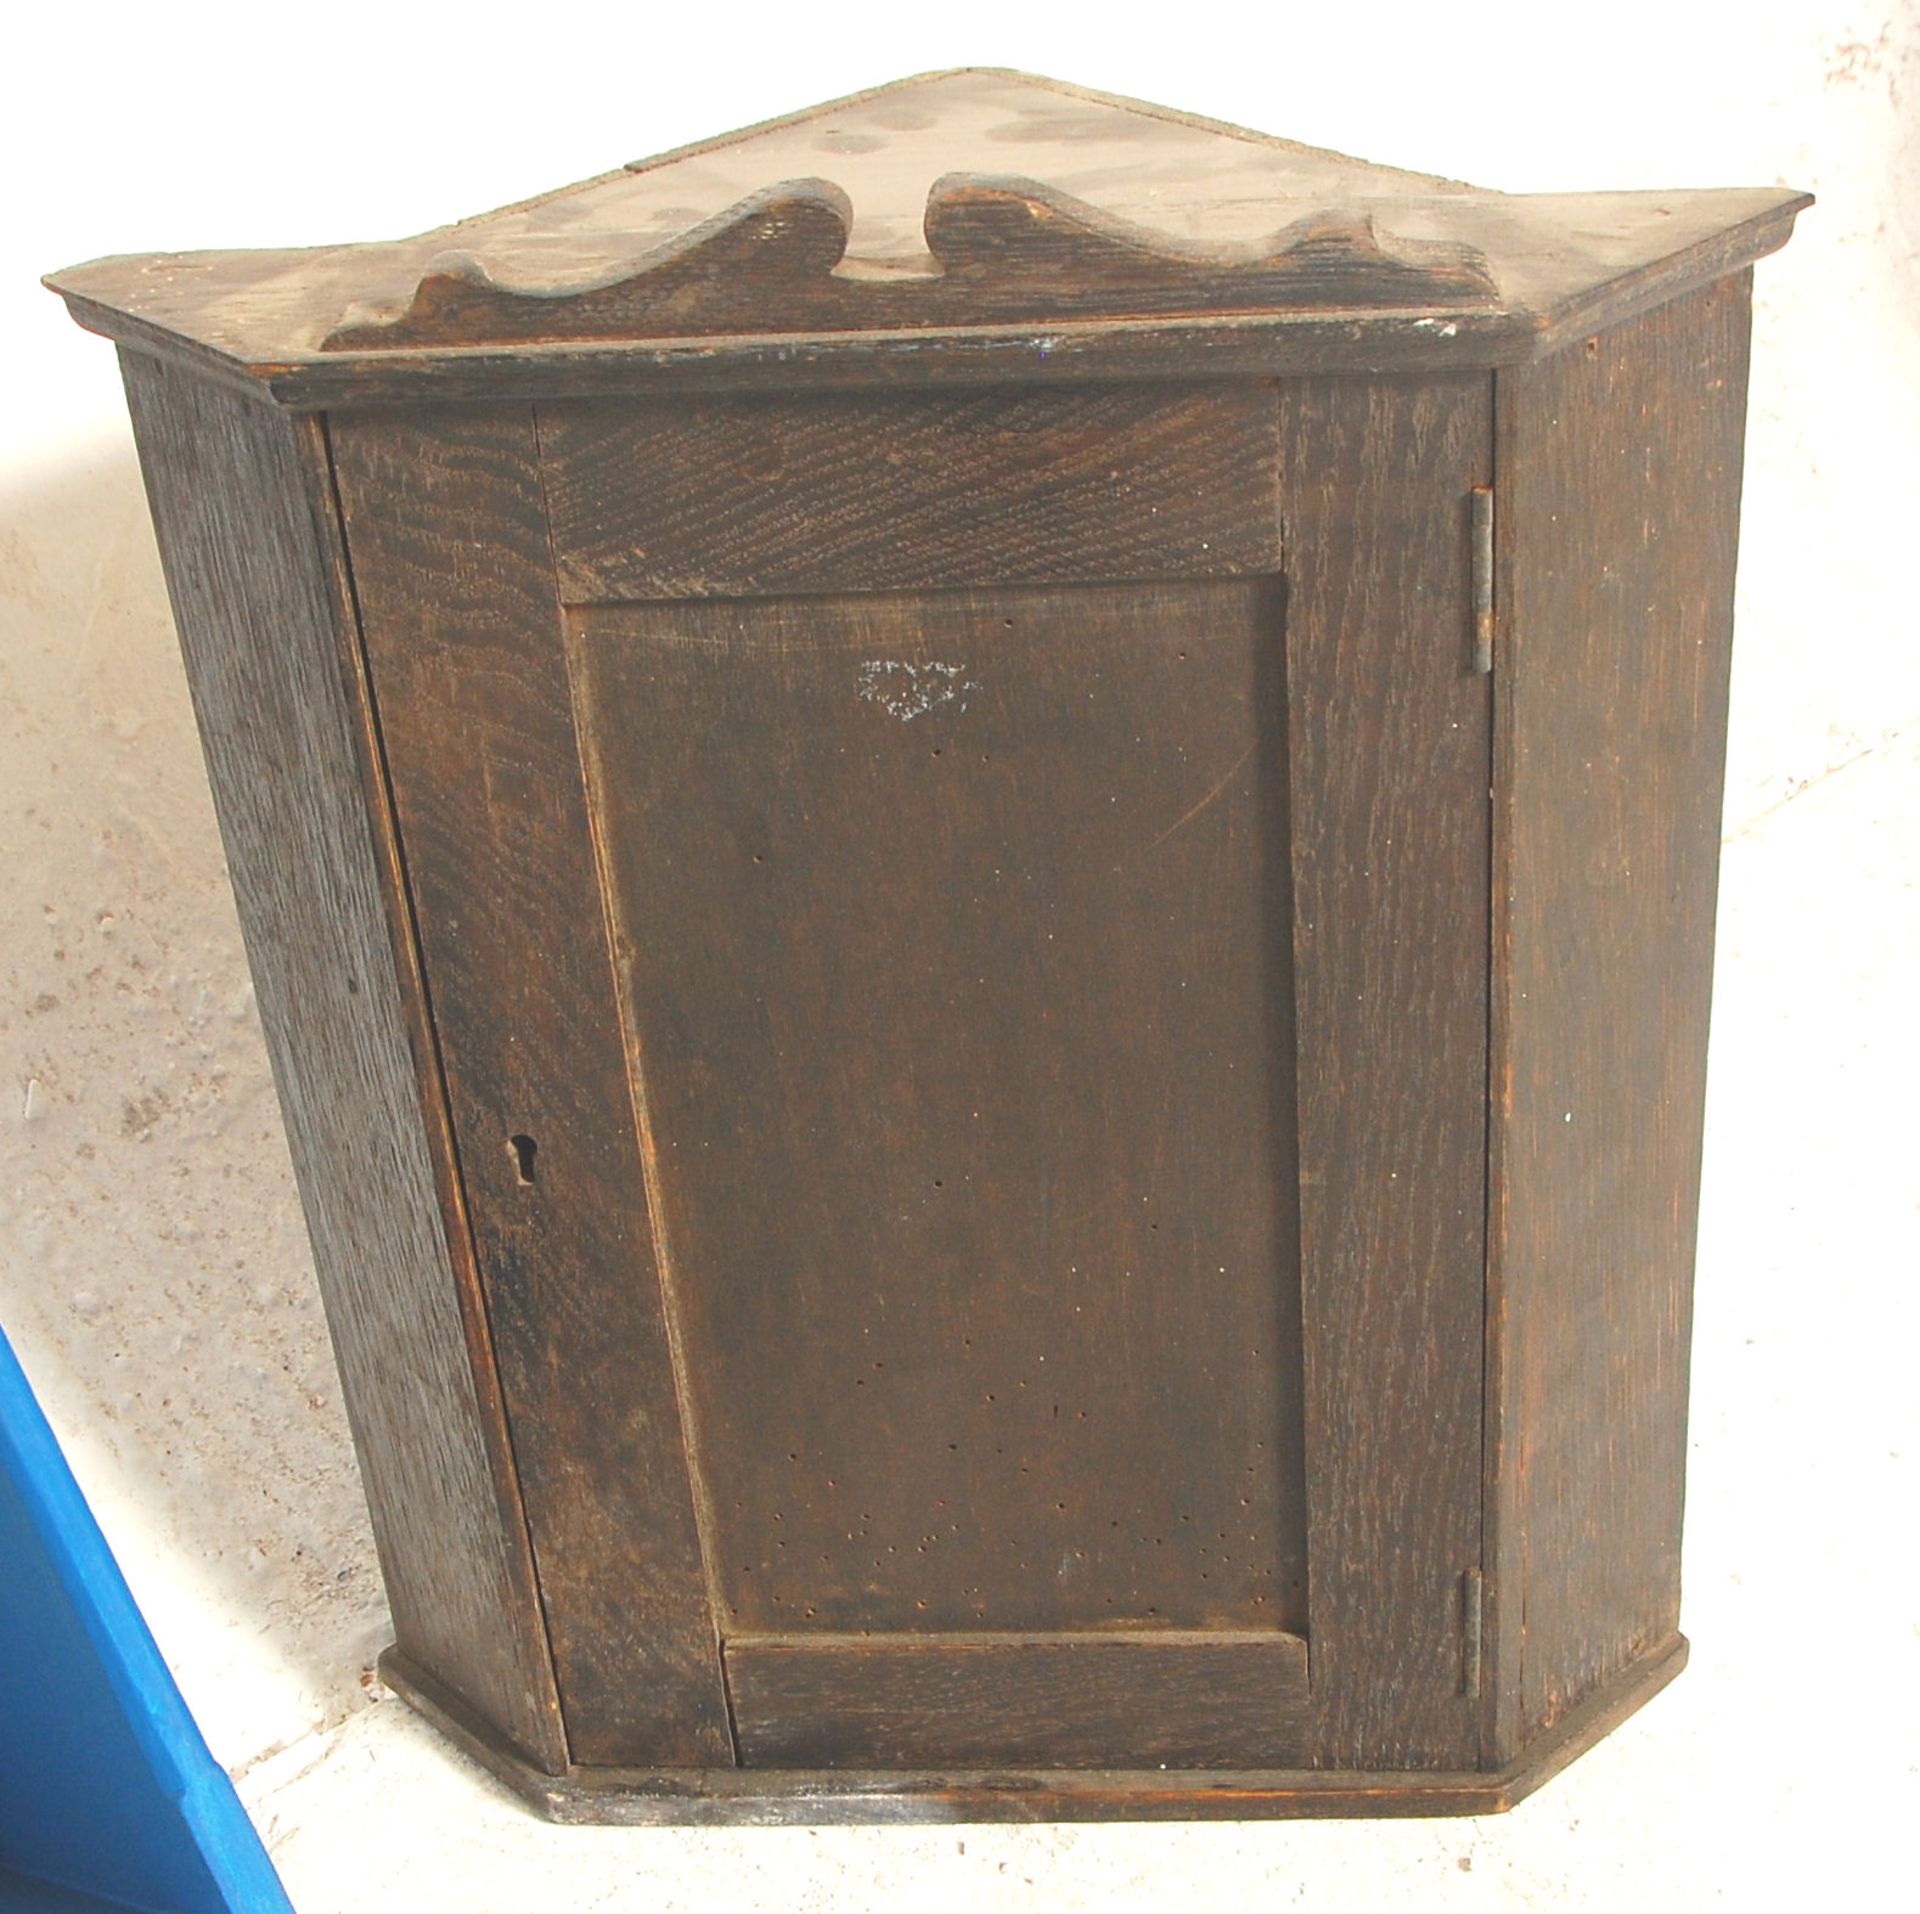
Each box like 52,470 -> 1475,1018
330,375 -> 1491,1774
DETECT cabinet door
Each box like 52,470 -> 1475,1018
330,377 -> 1491,1773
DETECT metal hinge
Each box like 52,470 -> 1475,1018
1470,485 -> 1495,674
1461,1566 -> 1485,1698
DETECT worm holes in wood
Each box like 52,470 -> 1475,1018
508,1132 -> 538,1186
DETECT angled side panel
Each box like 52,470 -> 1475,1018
117,351 -> 566,1771
1485,273 -> 1753,1757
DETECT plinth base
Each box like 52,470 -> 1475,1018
378,1634 -> 1688,1826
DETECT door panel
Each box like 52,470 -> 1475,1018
333,379 -> 1493,1772
567,583 -> 1308,1655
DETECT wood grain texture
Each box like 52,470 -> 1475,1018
537,386 -> 1281,600
328,406 -> 734,1767
86,69 -> 1788,1803
381,1633 -> 1687,1823
724,1632 -> 1310,1769
115,351 -> 566,1768
322,170 -> 1496,350
1278,373 -> 1493,1770
1483,275 -> 1753,1757
47,68 -> 1805,404
566,581 -> 1308,1641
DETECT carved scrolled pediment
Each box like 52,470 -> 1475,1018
321,172 -> 1500,350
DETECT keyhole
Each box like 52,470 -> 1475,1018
508,1133 -> 538,1186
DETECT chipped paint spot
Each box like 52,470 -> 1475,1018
857,659 -> 981,722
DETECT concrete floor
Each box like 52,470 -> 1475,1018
2,438 -> 1914,1908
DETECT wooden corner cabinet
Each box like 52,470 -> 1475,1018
48,71 -> 1805,1822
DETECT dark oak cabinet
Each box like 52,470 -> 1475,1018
48,71 -> 1805,1820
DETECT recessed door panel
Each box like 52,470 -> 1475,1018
569,581 -> 1307,1644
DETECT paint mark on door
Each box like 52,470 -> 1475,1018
857,659 -> 981,722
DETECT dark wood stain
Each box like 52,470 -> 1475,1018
115,351 -> 567,1770
537,385 -> 1281,600
327,406 -> 734,1767
1483,276 -> 1753,1756
566,581 -> 1308,1652
724,1630 -> 1310,1769
380,1632 -> 1687,1823
1277,373 -> 1493,1770
56,70 -> 1798,1814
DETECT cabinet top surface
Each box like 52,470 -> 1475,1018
47,69 -> 1807,405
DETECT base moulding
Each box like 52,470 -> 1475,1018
377,1632 -> 1689,1826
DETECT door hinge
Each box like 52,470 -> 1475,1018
1461,1565 -> 1485,1698
1470,484 -> 1495,675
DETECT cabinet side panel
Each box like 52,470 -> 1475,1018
1279,373 -> 1493,1770
1487,273 -> 1753,1754
328,406 -> 735,1768
116,350 -> 566,1768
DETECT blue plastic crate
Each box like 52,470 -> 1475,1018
0,1322 -> 294,1912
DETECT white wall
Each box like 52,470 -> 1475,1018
2,0 -> 1913,1780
